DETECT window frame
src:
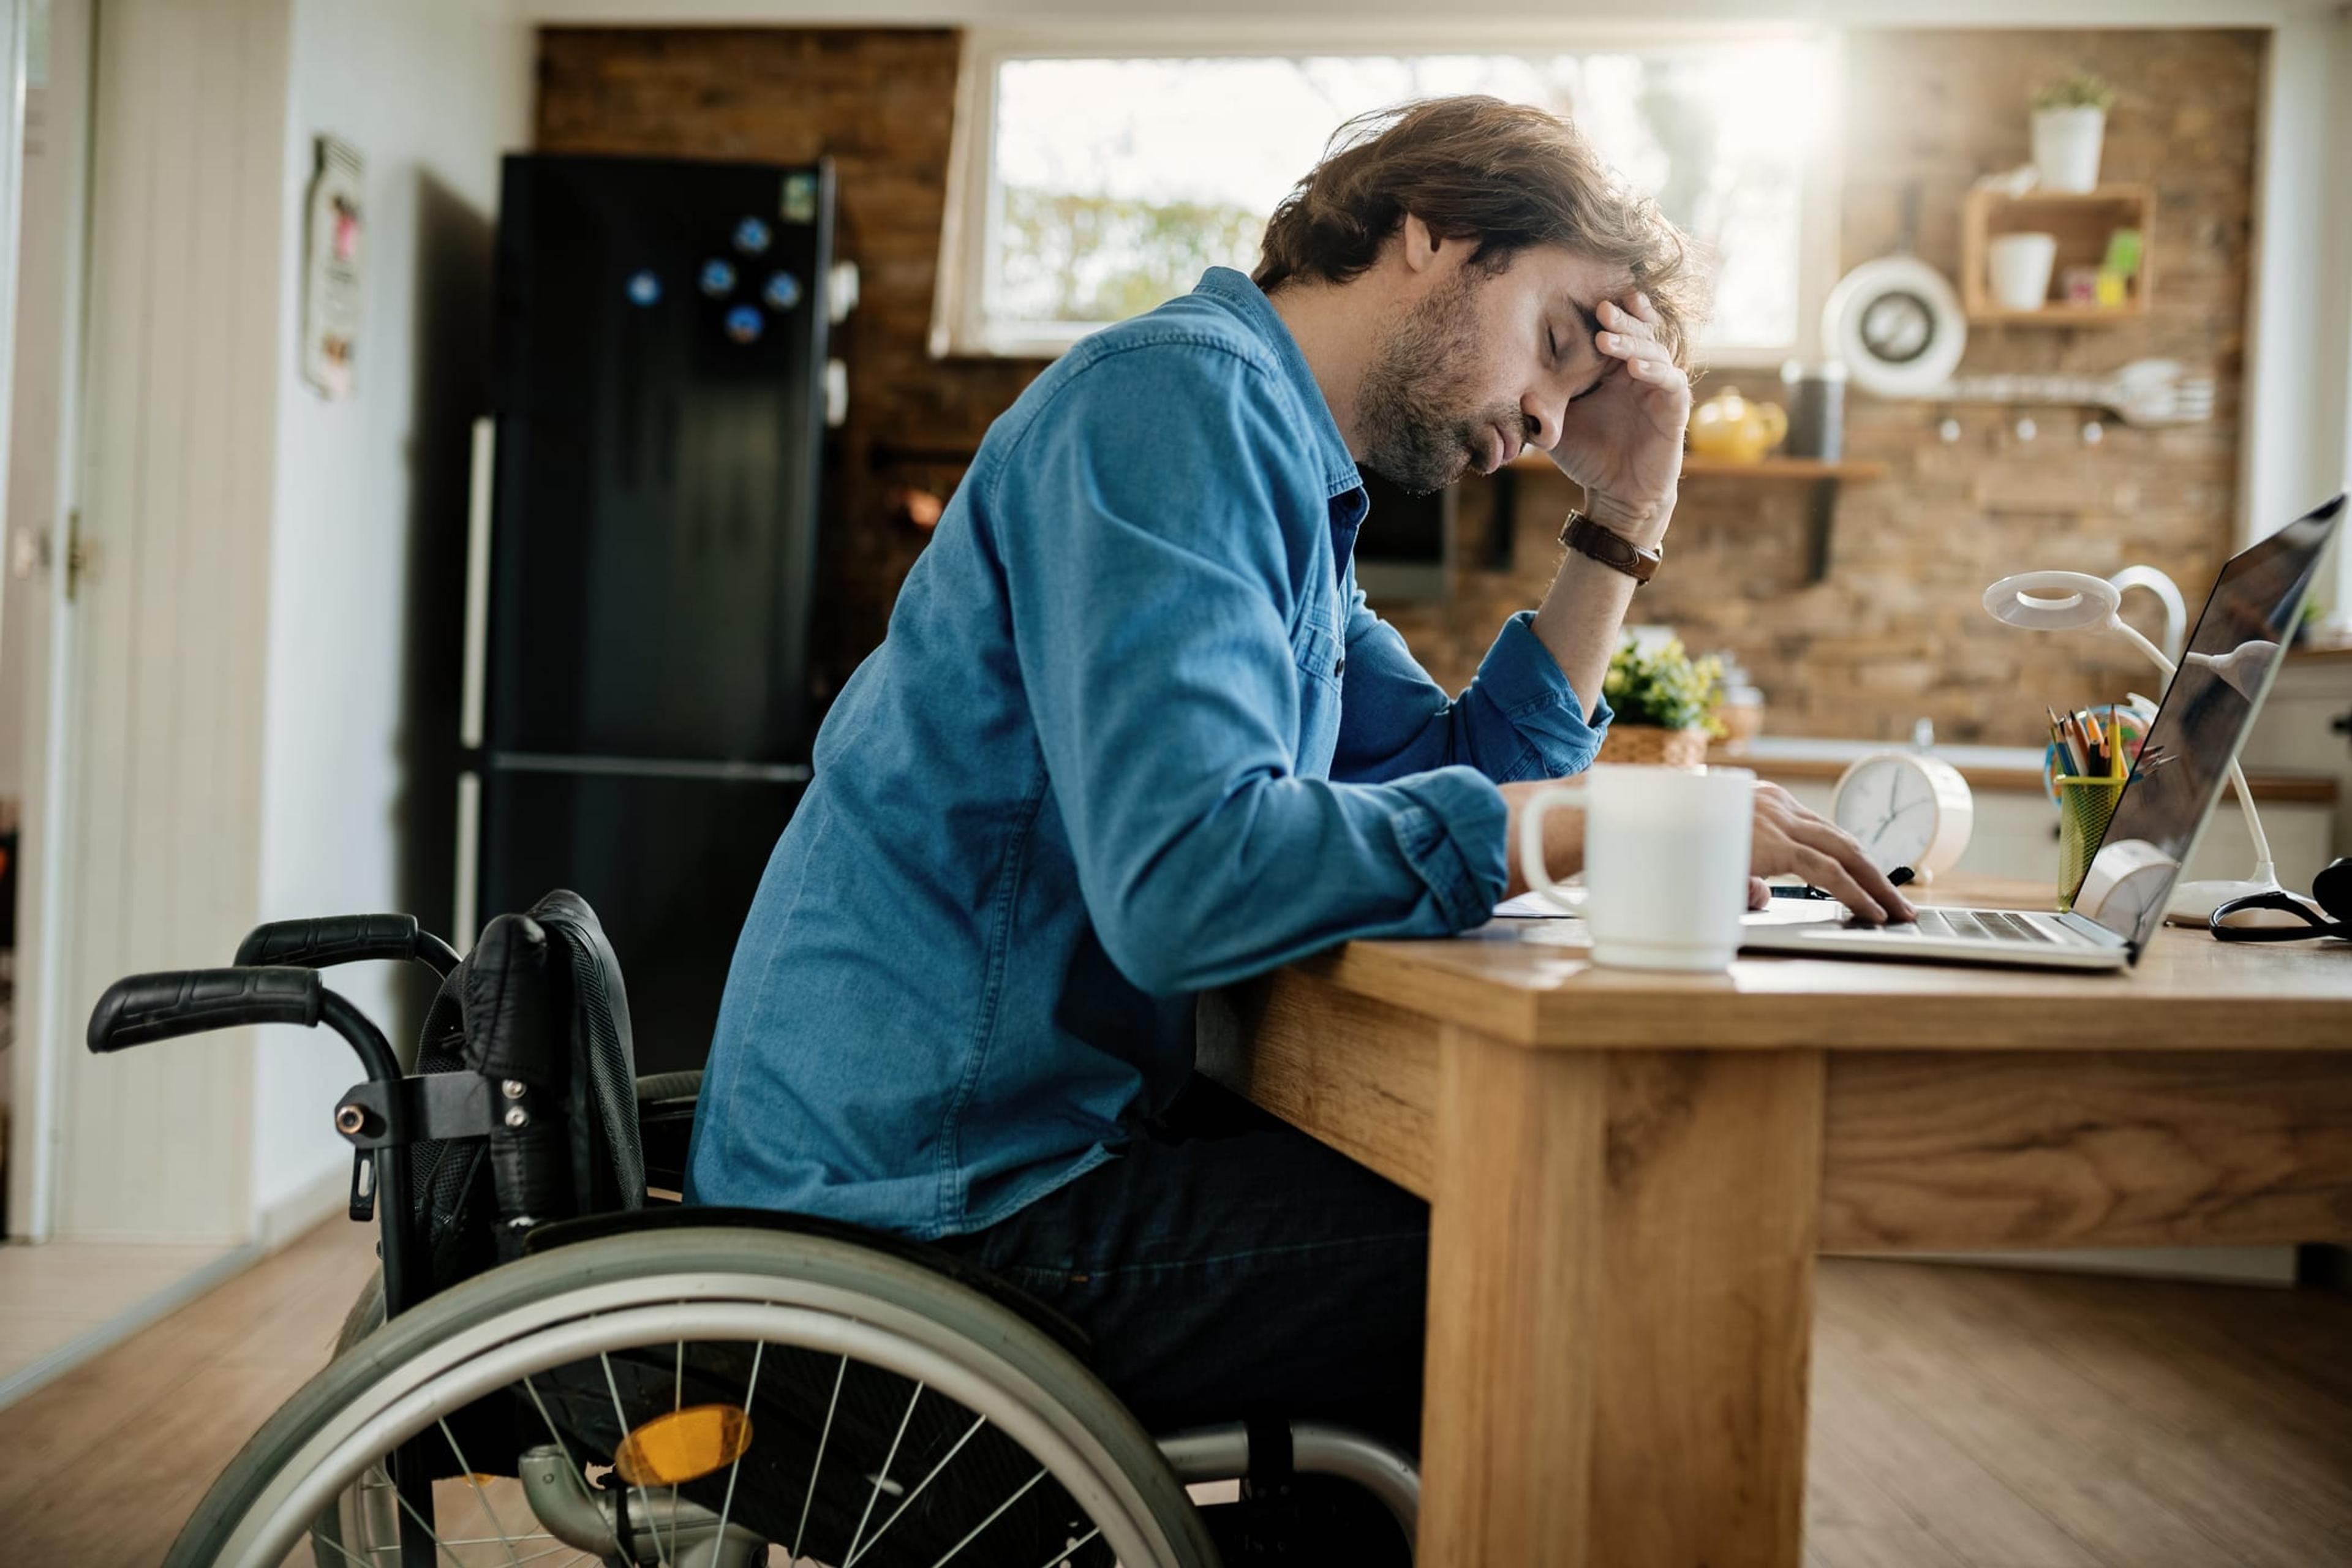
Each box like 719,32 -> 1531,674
930,21 -> 1845,369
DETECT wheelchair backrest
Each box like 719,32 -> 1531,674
409,890 -> 646,1291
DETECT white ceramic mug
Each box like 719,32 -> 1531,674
1517,764 -> 1757,972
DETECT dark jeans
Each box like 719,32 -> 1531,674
933,1076 -> 1430,1457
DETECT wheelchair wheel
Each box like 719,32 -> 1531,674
172,1227 -> 1221,1568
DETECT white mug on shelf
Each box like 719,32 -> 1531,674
1988,232 -> 2060,312
1517,764 -> 1757,973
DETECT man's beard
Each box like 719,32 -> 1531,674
1355,267 -> 1525,496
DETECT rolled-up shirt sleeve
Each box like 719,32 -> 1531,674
987,340 -> 1513,995
1333,587 -> 1613,786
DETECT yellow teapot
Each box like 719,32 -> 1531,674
1686,386 -> 1788,463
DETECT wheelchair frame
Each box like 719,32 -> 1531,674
86,905 -> 1419,1567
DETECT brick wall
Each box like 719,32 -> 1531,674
537,26 -> 2264,745
1392,28 -> 2264,744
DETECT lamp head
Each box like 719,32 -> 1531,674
1982,570 -> 2121,633
2187,639 -> 2280,699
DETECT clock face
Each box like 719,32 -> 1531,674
1859,290 -> 1936,364
1833,758 -> 1940,872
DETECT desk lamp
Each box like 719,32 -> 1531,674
1982,568 -> 2284,925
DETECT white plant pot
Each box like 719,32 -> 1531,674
2032,105 -> 2106,192
1988,231 -> 2059,311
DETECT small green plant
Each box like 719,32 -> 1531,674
2034,70 -> 2114,113
1602,636 -> 1725,735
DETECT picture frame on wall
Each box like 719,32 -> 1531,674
301,133 -> 363,400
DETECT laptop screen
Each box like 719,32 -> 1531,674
2079,496 -> 2343,951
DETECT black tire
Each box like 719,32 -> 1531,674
170,1227 -> 1221,1567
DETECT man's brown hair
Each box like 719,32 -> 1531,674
1254,95 -> 1707,368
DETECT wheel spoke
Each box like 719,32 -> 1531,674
790,1353 -> 849,1562
1035,1526 -> 1102,1568
843,1413 -> 988,1568
843,1382 -> 922,1566
306,1527 -> 374,1566
600,1351 -> 670,1568
709,1340 -> 764,1559
385,1469 -> 470,1568
435,1419 -> 527,1567
922,1466 -> 1049,1568
519,1376 -> 578,1470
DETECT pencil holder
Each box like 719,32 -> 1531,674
2054,775 -> 2126,911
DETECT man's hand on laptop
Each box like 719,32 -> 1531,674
1501,780 -> 1913,925
1751,782 -> 1915,924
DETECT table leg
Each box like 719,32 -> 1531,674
1419,1029 -> 1825,1567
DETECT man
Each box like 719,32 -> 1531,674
689,96 -> 1908,1471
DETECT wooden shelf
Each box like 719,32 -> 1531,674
1504,453 -> 1889,581
1964,303 -> 2141,328
1507,453 -> 1887,480
1960,183 -> 2153,325
1683,456 -> 1889,480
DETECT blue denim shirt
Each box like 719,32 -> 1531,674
688,268 -> 1610,1239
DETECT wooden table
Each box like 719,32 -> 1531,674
1196,876 -> 2352,1568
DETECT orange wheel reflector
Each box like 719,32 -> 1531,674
612,1404 -> 754,1487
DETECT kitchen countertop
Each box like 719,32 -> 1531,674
1713,735 -> 2337,804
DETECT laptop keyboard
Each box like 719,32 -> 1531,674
1914,908 -> 2057,943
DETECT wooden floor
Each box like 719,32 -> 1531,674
0,1219 -> 2345,1566
0,1236 -> 241,1396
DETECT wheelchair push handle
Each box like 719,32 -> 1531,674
87,967 -> 402,1087
235,912 -> 462,976
88,967 -> 323,1052
87,966 -> 417,1314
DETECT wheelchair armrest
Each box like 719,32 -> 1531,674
235,913 -> 462,976
634,1069 -> 704,1106
635,1071 -> 703,1197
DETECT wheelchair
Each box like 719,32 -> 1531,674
88,891 -> 1419,1567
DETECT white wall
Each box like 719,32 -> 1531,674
249,0 -> 530,1227
2240,6 -> 2352,571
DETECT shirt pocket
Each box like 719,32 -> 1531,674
1289,608 -> 1345,777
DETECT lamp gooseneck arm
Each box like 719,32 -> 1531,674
2106,617 -> 2276,881
2110,618 -> 2177,680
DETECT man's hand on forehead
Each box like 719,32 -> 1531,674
1543,285 -> 1692,541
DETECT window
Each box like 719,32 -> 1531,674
933,29 -> 1841,365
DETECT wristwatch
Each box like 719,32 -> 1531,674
1559,510 -> 1662,584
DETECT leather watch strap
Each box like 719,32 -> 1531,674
1559,510 -> 1662,584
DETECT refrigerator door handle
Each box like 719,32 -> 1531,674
454,770 -> 481,953
459,415 -> 496,751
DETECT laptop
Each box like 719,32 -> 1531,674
1739,494 -> 2343,971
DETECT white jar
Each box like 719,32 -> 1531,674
1988,232 -> 2060,312
2032,105 -> 2106,192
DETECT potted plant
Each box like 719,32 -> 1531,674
1596,636 -> 1725,767
2031,71 -> 2113,193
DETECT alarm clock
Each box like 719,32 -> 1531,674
2071,837 -> 2176,933
1830,752 -> 1974,883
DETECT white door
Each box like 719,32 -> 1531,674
36,0 -> 288,1243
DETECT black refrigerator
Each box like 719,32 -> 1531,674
463,154 -> 835,1074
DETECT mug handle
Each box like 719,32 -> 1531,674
1517,782 -> 1587,913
